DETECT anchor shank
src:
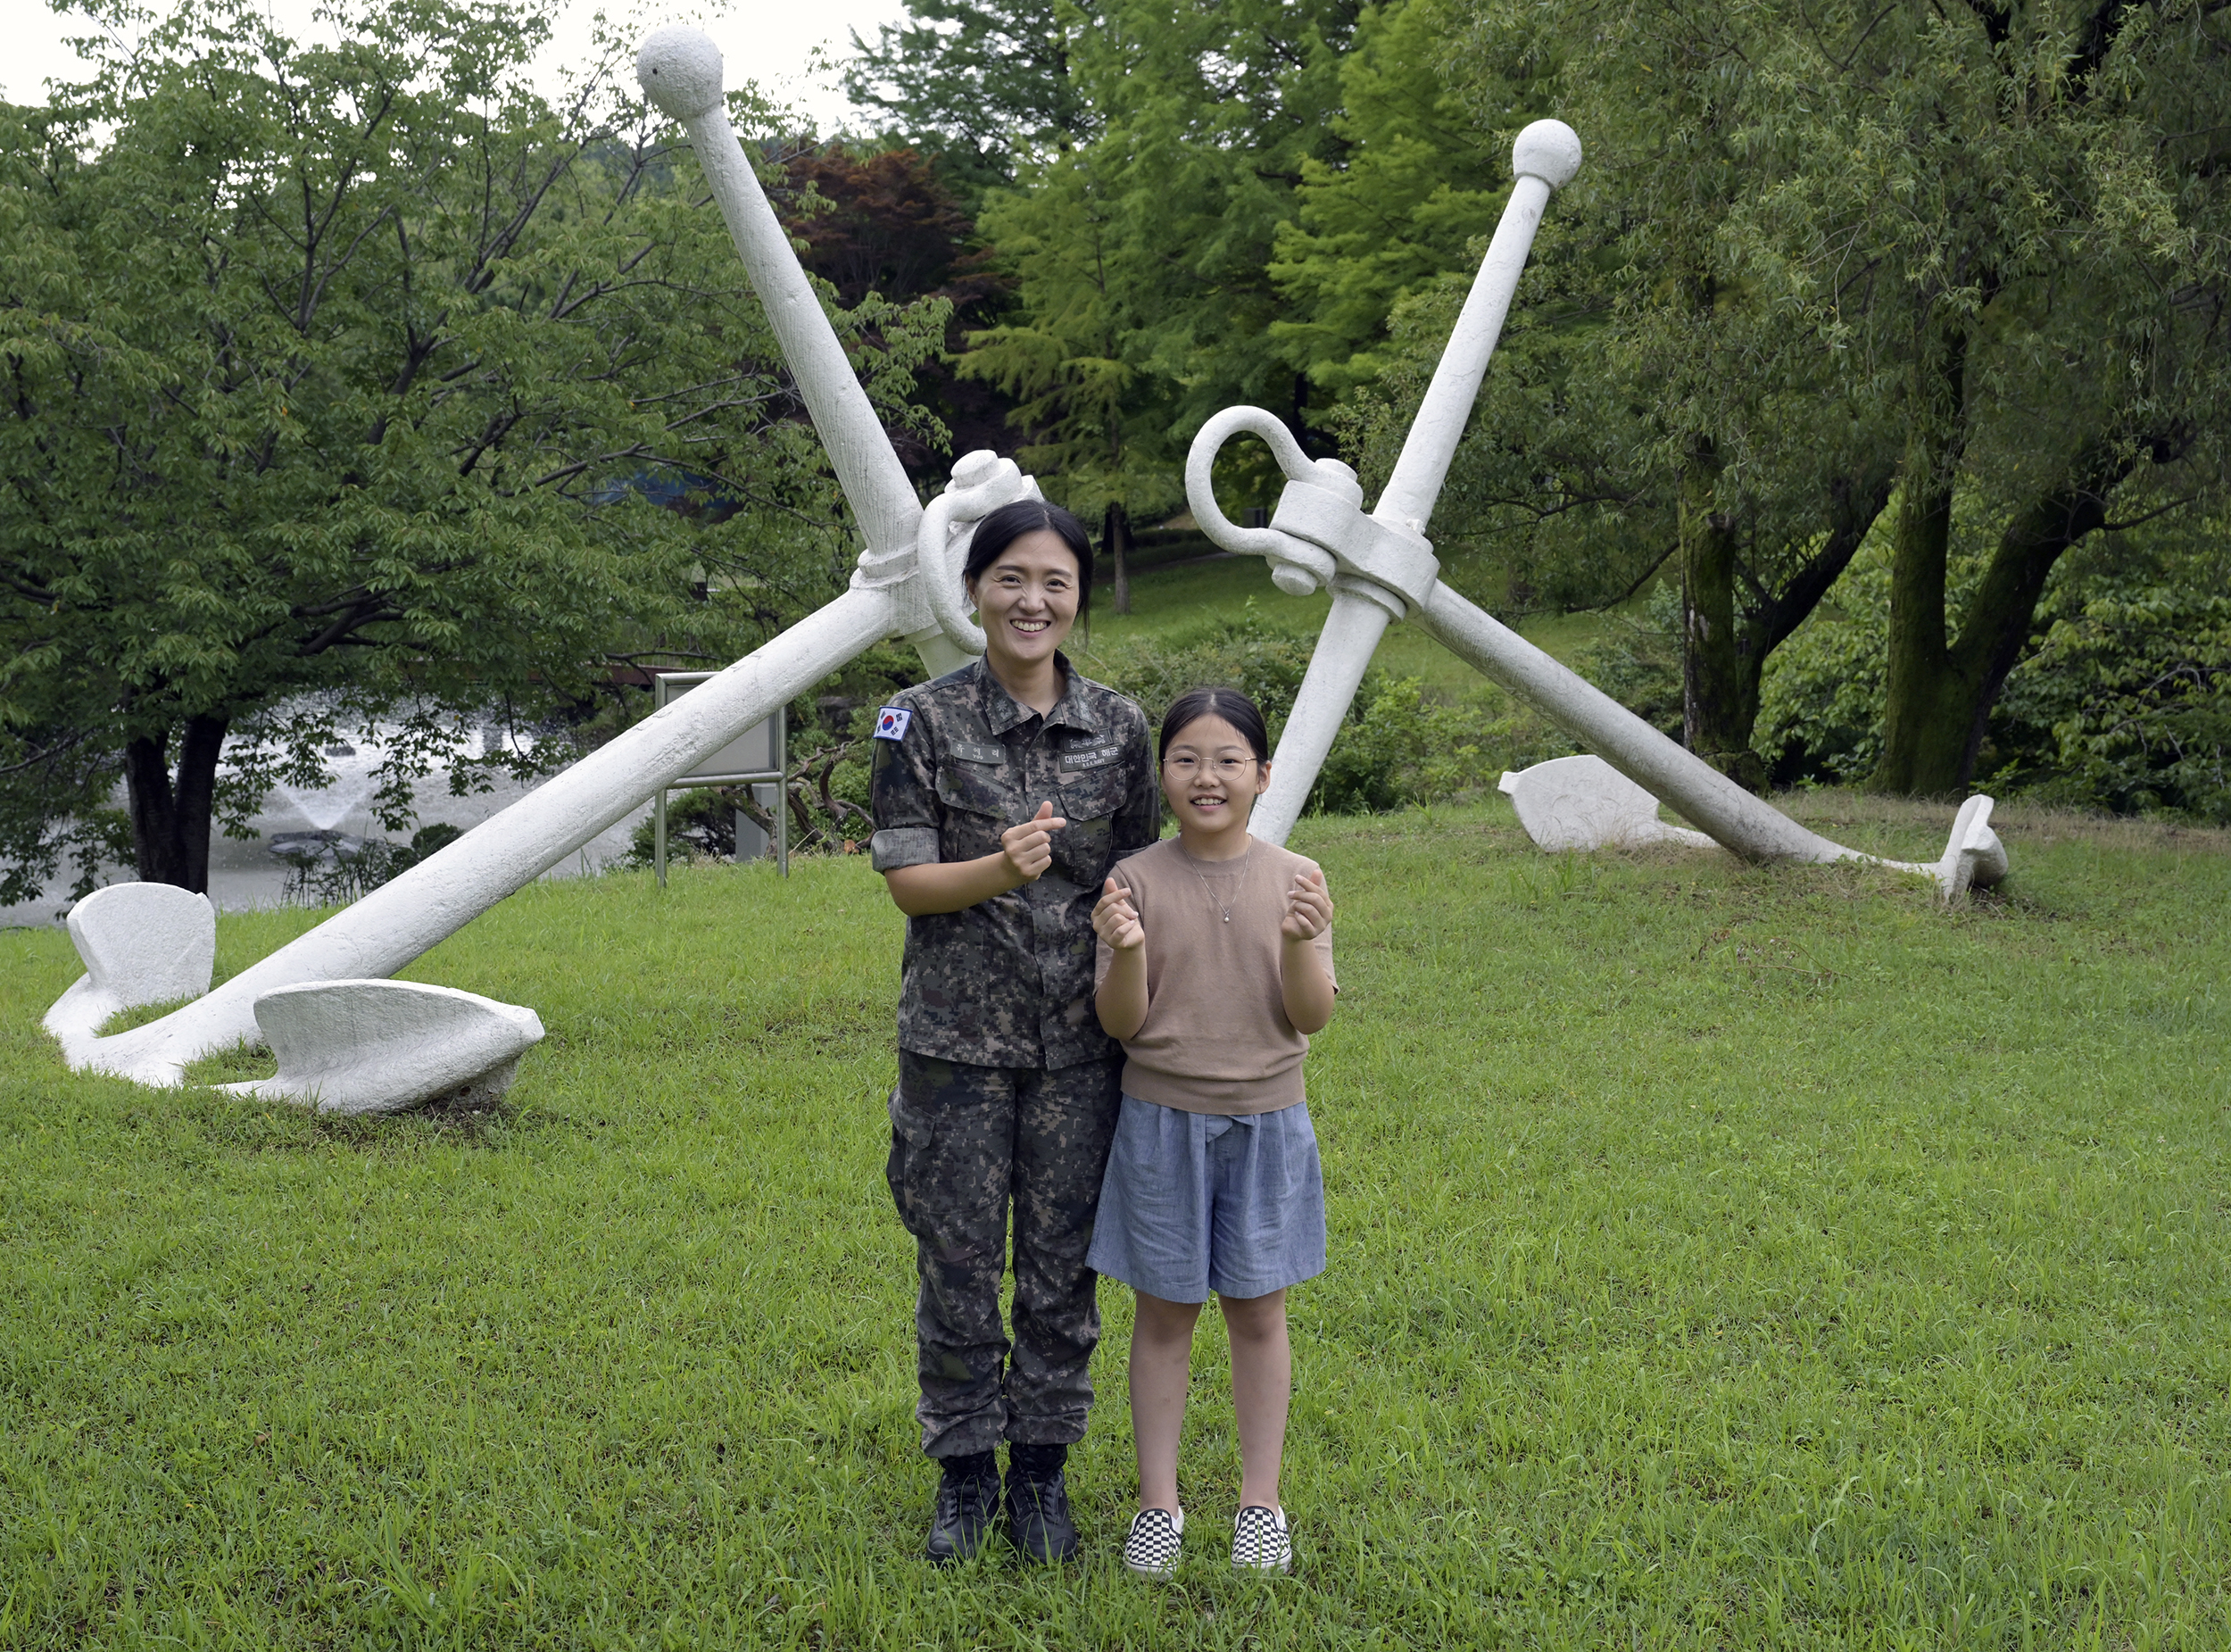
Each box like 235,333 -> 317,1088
1254,585 -> 1399,847
1415,583 -> 1845,864
1375,173 -> 1554,537
72,585 -> 900,1084
676,100 -> 924,566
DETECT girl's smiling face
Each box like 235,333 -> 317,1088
1159,713 -> 1272,843
967,528 -> 1081,673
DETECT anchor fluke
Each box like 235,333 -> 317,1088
220,979 -> 544,1116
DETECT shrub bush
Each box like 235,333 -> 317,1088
1083,605 -> 1574,816
278,821 -> 465,906
1990,577 -> 2231,820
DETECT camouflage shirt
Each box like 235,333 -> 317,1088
871,654 -> 1159,1070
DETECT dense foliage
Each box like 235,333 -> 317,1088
859,0 -> 2230,819
1761,521 -> 2231,821
0,0 -> 945,902
8,0 -> 2225,900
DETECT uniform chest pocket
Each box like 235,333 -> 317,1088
935,753 -> 1016,861
1056,762 -> 1132,883
1057,762 -> 1131,825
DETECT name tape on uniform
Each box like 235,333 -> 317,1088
874,706 -> 914,742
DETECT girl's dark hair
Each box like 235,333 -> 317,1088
962,498 -> 1095,635
1157,686 -> 1272,765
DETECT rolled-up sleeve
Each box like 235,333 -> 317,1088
870,706 -> 942,873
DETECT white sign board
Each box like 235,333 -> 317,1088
652,671 -> 789,883
680,710 -> 781,785
657,674 -> 782,785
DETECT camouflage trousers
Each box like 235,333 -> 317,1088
887,1050 -> 1123,1458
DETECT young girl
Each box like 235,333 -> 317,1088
1087,685 -> 1337,1578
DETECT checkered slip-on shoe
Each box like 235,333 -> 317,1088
1122,1507 -> 1184,1579
1231,1505 -> 1292,1573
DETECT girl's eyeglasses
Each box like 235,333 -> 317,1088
1162,755 -> 1258,778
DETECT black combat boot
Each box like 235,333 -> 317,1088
925,1450 -> 1002,1565
1004,1442 -> 1081,1563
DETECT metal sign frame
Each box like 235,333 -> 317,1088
651,672 -> 787,884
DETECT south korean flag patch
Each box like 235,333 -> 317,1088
873,705 -> 914,742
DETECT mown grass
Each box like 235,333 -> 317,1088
4,796 -> 2229,1648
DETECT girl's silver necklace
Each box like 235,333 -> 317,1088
1181,842 -> 1251,923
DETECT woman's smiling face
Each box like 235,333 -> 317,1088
968,528 -> 1081,673
1159,713 -> 1271,838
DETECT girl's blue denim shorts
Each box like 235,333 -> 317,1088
1086,1093 -> 1326,1304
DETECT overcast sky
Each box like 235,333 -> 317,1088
0,0 -> 912,129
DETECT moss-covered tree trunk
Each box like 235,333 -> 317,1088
1944,441 -> 2136,781
1873,314 -> 2142,794
1103,500 -> 1132,616
1870,322 -> 1974,796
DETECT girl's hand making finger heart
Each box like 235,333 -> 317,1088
1093,876 -> 1145,951
1280,867 -> 1333,942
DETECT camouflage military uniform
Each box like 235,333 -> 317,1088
871,655 -> 1159,1457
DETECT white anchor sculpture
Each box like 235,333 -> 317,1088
1181,122 -> 2006,898
44,29 -> 1042,1108
38,27 -> 2003,1113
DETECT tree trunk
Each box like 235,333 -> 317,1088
1103,500 -> 1132,617
1871,306 -> 2138,793
1870,320 -> 1973,797
1754,467 -> 1896,658
1941,438 -> 2133,784
123,713 -> 228,891
1678,440 -> 1765,792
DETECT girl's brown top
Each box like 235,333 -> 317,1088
1095,835 -> 1335,1116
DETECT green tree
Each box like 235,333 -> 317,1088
1726,0 -> 2231,796
1324,0 -> 1902,788
951,0 -> 1363,607
842,0 -> 1097,199
1073,0 -> 1360,442
1267,0 -> 1505,401
959,148 -> 1180,613
1336,0 -> 2226,796
1759,510 -> 2231,821
0,0 -> 944,902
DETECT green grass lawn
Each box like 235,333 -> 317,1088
4,795 -> 2229,1648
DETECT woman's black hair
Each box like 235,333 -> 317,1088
1157,685 -> 1272,765
962,498 -> 1095,636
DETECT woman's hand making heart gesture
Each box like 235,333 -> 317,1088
1092,876 -> 1144,951
999,800 -> 1066,885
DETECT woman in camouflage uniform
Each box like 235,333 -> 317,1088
869,499 -> 1159,1565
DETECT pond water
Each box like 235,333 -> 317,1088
4,732 -> 655,929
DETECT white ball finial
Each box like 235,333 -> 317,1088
636,26 -> 726,121
1511,120 -> 1582,190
